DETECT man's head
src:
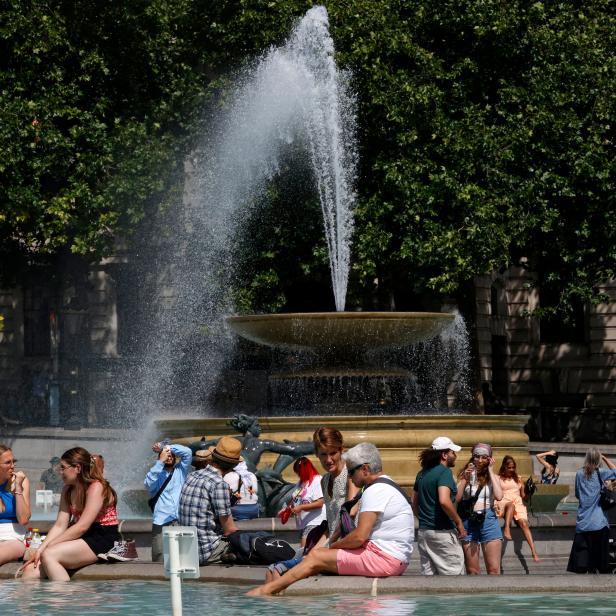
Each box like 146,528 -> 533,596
193,446 -> 215,470
209,436 -> 242,474
160,447 -> 176,469
432,436 -> 461,468
344,442 -> 382,487
49,456 -> 61,470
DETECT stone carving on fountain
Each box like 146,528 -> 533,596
194,414 -> 314,516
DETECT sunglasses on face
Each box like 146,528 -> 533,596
348,463 -> 366,475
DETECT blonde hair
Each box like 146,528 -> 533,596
62,447 -> 117,512
583,447 -> 602,480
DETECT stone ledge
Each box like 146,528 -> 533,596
2,562 -> 615,597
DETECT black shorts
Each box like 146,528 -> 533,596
81,523 -> 120,555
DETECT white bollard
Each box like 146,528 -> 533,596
163,526 -> 200,616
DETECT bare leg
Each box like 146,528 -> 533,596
264,568 -> 281,583
482,539 -> 502,575
40,540 -> 97,582
462,541 -> 480,575
502,502 -> 514,540
247,547 -> 338,596
0,540 -> 26,566
517,519 -> 540,562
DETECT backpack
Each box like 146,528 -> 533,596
227,530 -> 296,565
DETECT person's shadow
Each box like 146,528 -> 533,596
500,527 -> 530,574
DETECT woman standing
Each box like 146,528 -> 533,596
567,448 -> 616,573
0,445 -> 31,565
456,443 -> 503,574
536,450 -> 560,484
495,455 -> 540,562
21,446 -> 119,581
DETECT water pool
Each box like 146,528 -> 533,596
3,581 -> 616,616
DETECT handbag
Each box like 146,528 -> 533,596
597,469 -> 616,510
524,476 -> 536,498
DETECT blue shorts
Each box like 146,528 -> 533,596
462,508 -> 502,544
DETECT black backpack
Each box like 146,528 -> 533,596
227,530 -> 295,565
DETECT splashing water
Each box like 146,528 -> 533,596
199,5 -> 356,311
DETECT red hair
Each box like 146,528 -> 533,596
293,457 -> 320,484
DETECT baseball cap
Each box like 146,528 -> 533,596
431,436 -> 461,452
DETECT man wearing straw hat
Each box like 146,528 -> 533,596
179,436 -> 241,565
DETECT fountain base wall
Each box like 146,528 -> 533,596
156,414 -> 531,488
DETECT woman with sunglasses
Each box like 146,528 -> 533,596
0,444 -> 31,565
456,443 -> 503,574
20,446 -> 119,581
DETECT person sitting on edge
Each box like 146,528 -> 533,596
224,457 -> 260,520
20,447 -> 120,581
412,436 -> 466,575
0,444 -> 31,566
536,450 -> 560,484
144,440 -> 193,563
38,456 -> 64,495
179,436 -> 240,565
247,442 -> 413,596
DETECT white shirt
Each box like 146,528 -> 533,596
360,475 -> 414,563
291,475 -> 325,529
223,467 -> 259,505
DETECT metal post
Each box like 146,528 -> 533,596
168,532 -> 183,616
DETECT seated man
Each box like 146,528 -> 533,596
179,436 -> 240,564
247,442 -> 414,596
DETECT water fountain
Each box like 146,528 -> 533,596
152,6 -> 531,487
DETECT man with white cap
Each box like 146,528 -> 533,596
412,436 -> 466,575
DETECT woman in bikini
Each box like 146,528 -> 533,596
21,446 -> 119,581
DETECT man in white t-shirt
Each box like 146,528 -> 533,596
247,442 -> 414,596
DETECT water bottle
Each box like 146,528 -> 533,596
31,529 -> 42,549
24,528 -> 33,548
468,463 -> 477,486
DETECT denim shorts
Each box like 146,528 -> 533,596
462,508 -> 502,544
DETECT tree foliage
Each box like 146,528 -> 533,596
1,0 -> 613,314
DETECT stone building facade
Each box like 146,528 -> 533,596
475,268 -> 616,442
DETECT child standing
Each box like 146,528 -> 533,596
284,457 -> 325,547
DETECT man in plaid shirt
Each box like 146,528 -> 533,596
179,437 -> 241,564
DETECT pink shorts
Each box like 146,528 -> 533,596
336,541 -> 408,577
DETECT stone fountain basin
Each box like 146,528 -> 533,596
226,311 -> 455,351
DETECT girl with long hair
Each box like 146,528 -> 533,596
0,444 -> 31,565
456,443 -> 503,574
285,456 -> 325,547
495,455 -> 539,562
568,447 -> 616,573
21,446 -> 119,581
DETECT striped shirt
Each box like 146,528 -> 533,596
179,467 -> 231,564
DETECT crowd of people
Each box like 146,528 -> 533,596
0,434 -> 615,590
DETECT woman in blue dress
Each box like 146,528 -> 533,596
567,447 -> 616,573
0,444 -> 31,565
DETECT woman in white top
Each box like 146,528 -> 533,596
224,459 -> 259,520
456,443 -> 503,574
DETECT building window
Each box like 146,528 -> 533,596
539,286 -> 587,344
23,285 -> 51,356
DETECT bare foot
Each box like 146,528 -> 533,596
532,553 -> 540,562
503,530 -> 512,540
246,586 -> 267,596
